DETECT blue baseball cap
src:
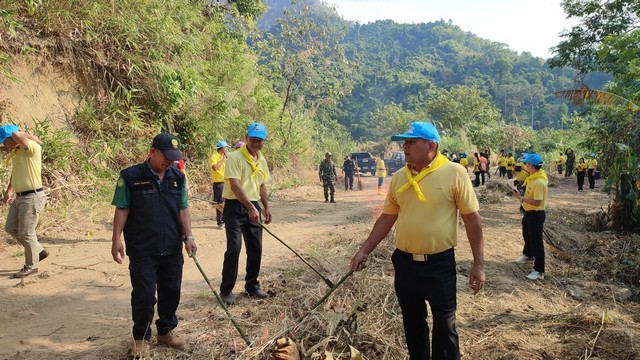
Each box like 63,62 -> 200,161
247,122 -> 267,140
590,153 -> 596,157
0,124 -> 20,143
391,122 -> 440,143
524,153 -> 543,166
216,140 -> 229,149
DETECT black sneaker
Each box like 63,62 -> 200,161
247,288 -> 268,299
39,249 -> 50,262
221,292 -> 236,305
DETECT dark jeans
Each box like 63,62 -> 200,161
587,169 -> 596,189
473,171 -> 480,187
506,170 -> 513,179
129,254 -> 183,340
522,210 -> 546,273
577,171 -> 585,191
499,166 -> 506,177
393,248 -> 459,360
220,199 -> 263,294
212,182 -> 224,225
565,161 -> 574,177
344,173 -> 354,190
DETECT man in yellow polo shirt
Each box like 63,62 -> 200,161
350,121 -> 485,360
220,122 -> 272,305
1,124 -> 48,278
512,153 -> 548,280
376,153 -> 387,194
209,140 -> 229,229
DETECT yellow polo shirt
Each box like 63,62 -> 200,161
588,158 -> 598,170
459,157 -> 468,168
209,151 -> 225,183
383,161 -> 479,254
515,168 -> 529,183
506,156 -> 515,171
222,149 -> 269,201
522,172 -> 547,211
498,156 -> 507,167
10,140 -> 43,193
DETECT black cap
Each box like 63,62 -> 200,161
152,133 -> 184,161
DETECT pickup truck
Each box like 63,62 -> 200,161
350,152 -> 377,176
385,151 -> 406,174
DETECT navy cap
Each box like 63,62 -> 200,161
524,153 -> 543,166
216,140 -> 229,149
152,133 -> 184,161
391,122 -> 440,143
0,124 -> 20,143
247,122 -> 267,140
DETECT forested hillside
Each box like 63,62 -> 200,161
259,0 -> 609,140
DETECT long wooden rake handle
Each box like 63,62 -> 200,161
191,255 -> 251,346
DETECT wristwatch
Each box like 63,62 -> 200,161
182,235 -> 195,242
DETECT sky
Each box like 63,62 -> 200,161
326,0 -> 575,59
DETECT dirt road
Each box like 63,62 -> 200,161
1,173 -> 638,359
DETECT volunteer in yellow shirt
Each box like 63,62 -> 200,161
498,149 -> 507,178
209,140 -> 229,228
506,152 -> 515,179
575,157 -> 587,191
459,153 -> 469,172
350,121 -> 484,360
220,122 -> 271,305
376,153 -> 387,194
1,125 -> 48,278
555,152 -> 564,175
512,153 -> 548,280
587,153 -> 598,190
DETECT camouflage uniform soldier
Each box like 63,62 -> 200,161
319,152 -> 337,203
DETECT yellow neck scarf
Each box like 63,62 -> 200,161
239,144 -> 268,181
523,169 -> 547,188
394,152 -> 448,201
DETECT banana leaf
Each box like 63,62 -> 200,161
554,89 -> 639,111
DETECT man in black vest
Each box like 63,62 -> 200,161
343,155 -> 355,191
111,133 -> 197,357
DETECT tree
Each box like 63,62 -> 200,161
426,85 -> 501,143
549,0 -> 640,74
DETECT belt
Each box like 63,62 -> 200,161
396,248 -> 453,262
16,188 -> 44,196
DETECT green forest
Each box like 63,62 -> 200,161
1,0 -> 639,230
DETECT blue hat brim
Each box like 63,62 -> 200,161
391,134 -> 423,141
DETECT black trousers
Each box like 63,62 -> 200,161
473,171 -> 480,187
499,166 -> 506,177
577,171 -> 585,190
220,199 -> 263,295
522,210 -> 546,273
212,182 -> 224,225
587,169 -> 596,189
393,249 -> 459,360
506,170 -> 513,179
129,254 -> 183,340
557,165 -> 563,174
344,172 -> 354,190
